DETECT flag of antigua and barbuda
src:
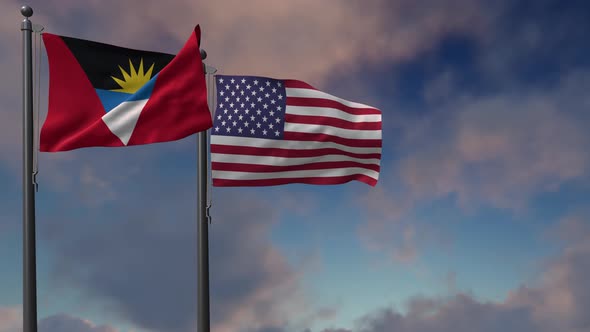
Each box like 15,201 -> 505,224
40,26 -> 212,152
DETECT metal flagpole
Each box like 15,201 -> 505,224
197,48 -> 211,332
20,4 -> 38,332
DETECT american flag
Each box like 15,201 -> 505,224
210,75 -> 382,186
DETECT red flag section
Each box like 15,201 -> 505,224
41,26 -> 212,152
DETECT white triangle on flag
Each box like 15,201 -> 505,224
101,99 -> 148,145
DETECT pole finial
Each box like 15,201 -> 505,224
200,49 -> 207,61
20,5 -> 33,18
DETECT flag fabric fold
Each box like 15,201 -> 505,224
210,75 -> 382,186
40,26 -> 212,152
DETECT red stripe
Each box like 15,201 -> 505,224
40,34 -> 122,152
213,174 -> 378,187
283,79 -> 317,90
283,132 -> 382,148
211,144 -> 381,159
128,26 -> 212,145
285,114 -> 382,130
287,97 -> 381,115
212,161 -> 380,173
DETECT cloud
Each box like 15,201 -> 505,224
324,214 -> 590,332
349,0 -> 590,264
0,308 -> 118,332
40,176 -> 314,332
22,0 -> 491,84
356,185 -> 451,264
190,0 -> 492,84
0,307 -> 20,332
242,327 -> 287,332
208,192 -> 312,332
504,217 -> 590,331
358,68 -> 590,263
350,294 -> 537,332
475,0 -> 590,85
397,69 -> 590,210
39,314 -> 119,332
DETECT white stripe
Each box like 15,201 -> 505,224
210,135 -> 381,154
286,106 -> 382,123
286,88 -> 375,109
101,99 -> 147,145
211,153 -> 380,166
213,167 -> 379,181
284,123 -> 382,140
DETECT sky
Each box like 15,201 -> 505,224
1,0 -> 590,331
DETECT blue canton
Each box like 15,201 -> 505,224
213,75 -> 286,139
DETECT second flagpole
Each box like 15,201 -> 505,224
198,48 -> 214,332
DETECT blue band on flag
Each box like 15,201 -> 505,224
95,74 -> 158,113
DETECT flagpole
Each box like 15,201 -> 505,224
197,48 -> 210,332
20,4 -> 38,332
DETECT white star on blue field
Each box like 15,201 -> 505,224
1,1 -> 590,332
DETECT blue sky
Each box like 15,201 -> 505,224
1,1 -> 590,332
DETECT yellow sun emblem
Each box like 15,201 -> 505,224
110,58 -> 155,94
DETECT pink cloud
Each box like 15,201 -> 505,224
40,185 -> 323,332
357,185 -> 451,264
0,307 -> 20,332
44,0 -> 488,85
0,308 -> 119,332
38,314 -> 119,332
399,73 -> 590,210
504,215 -> 590,330
358,70 -> 590,263
321,215 -> 590,332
